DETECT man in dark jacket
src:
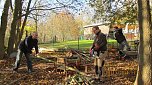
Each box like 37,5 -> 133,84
91,26 -> 107,81
13,32 -> 39,73
114,26 -> 130,58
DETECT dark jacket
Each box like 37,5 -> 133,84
92,31 -> 107,53
114,28 -> 126,43
19,36 -> 39,54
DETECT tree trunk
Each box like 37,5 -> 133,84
134,0 -> 152,85
14,0 -> 22,50
17,0 -> 32,47
7,0 -> 20,55
0,0 -> 10,58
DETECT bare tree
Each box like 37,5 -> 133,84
5,0 -> 86,55
134,0 -> 152,84
7,0 -> 22,55
15,0 -> 32,50
0,0 -> 10,58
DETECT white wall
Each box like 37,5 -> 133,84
84,25 -> 110,35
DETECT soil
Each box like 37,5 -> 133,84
0,51 -> 138,85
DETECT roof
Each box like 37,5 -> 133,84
83,23 -> 110,28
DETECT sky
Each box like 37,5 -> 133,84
0,0 -> 4,17
0,0 -> 95,24
0,0 -> 92,16
0,0 -> 4,23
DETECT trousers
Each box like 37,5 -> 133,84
14,49 -> 33,71
94,51 -> 107,78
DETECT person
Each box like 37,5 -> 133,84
113,26 -> 131,58
13,32 -> 39,73
90,26 -> 107,81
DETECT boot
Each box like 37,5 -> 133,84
100,67 -> 102,76
94,65 -> 99,80
102,60 -> 105,67
97,67 -> 102,81
95,65 -> 98,75
13,68 -> 18,72
28,69 -> 33,74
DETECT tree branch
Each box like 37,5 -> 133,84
9,0 -> 13,12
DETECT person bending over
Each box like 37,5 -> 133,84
13,32 -> 39,73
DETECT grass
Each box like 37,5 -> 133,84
39,39 -> 117,50
39,40 -> 93,50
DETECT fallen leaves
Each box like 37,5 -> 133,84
0,50 -> 138,85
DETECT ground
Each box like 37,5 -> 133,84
0,50 -> 138,85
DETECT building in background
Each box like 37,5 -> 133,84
83,23 -> 110,40
112,23 -> 139,41
83,23 -> 139,41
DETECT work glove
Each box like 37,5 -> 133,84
89,48 -> 94,57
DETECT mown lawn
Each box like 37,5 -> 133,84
39,39 -> 117,50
